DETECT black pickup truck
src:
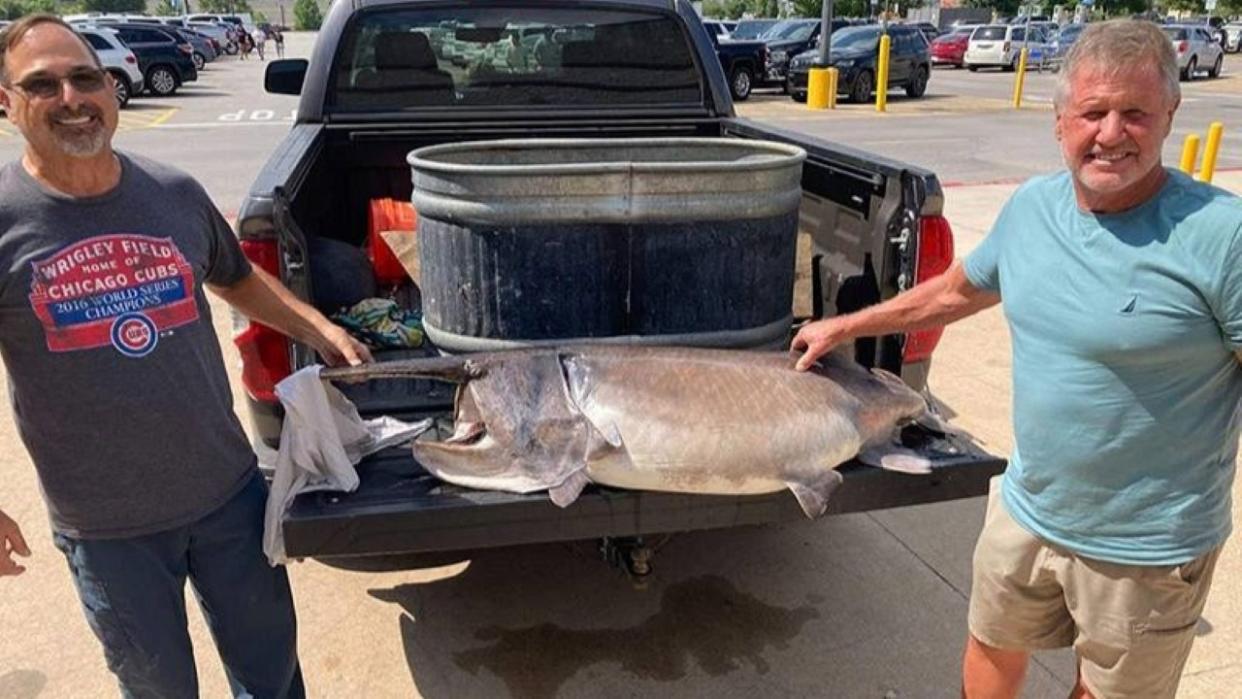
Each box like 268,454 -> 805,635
707,31 -> 767,101
242,0 -> 1005,566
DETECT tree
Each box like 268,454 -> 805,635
293,0 -> 322,30
81,0 -> 146,12
196,0 -> 251,12
791,0 -> 870,19
0,0 -> 55,20
962,0 -> 1020,18
153,0 -> 178,15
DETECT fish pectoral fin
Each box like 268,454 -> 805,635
548,469 -> 592,508
786,470 -> 844,519
857,445 -> 934,475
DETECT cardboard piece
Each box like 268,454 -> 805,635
379,230 -> 419,284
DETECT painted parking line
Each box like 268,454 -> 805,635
116,107 -> 179,132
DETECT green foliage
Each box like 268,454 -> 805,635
293,0 -> 321,30
791,0 -> 870,19
252,9 -> 266,23
80,0 -> 145,11
152,0 -> 177,15
196,0 -> 251,12
0,0 -> 57,20
1164,0 -> 1204,12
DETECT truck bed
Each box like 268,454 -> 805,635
282,407 -> 1005,558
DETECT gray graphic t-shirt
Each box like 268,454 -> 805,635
0,153 -> 257,538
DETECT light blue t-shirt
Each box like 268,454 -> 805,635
964,169 -> 1242,565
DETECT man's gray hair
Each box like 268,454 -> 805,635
1054,19 -> 1180,109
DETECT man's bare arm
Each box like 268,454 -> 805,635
792,261 -> 1001,371
209,267 -> 373,367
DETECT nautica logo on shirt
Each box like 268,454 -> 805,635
27,234 -> 199,357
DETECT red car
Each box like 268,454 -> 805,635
931,25 -> 977,68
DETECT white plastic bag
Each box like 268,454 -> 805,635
262,365 -> 431,565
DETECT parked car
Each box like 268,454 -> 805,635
106,23 -> 199,96
172,27 -> 217,70
964,23 -> 1049,71
930,24 -> 977,68
701,19 -> 733,41
77,26 -> 144,107
1044,22 -> 1085,71
910,21 -> 940,43
705,29 -> 767,100
1164,24 -> 1224,80
188,21 -> 240,55
730,18 -> 780,40
1186,16 -> 1227,48
787,24 -> 931,103
1223,21 -> 1242,53
759,18 -> 822,88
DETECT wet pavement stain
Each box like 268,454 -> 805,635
451,575 -> 820,699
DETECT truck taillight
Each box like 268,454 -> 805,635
1002,41 -> 1011,53
1178,40 -> 1188,54
125,54 -> 137,64
235,239 -> 291,403
903,215 -> 955,364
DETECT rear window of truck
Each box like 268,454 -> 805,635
328,6 -> 704,112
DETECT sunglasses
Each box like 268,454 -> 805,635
9,68 -> 109,99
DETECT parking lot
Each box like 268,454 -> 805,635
1,31 -> 1241,699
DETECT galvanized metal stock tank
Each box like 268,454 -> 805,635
407,138 -> 806,352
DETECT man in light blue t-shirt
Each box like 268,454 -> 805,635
793,19 -> 1241,699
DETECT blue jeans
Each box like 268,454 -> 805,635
53,471 -> 305,699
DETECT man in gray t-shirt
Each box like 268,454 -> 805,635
0,15 -> 370,696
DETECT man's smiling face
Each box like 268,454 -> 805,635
0,22 -> 117,160
1055,59 -> 1178,211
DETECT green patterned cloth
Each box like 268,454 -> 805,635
332,298 -> 424,349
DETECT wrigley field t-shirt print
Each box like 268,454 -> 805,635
0,153 -> 260,539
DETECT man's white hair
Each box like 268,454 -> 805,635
1053,19 -> 1180,110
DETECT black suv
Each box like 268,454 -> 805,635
106,23 -> 198,96
787,24 -> 931,103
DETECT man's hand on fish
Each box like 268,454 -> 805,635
0,509 -> 30,578
791,318 -> 851,372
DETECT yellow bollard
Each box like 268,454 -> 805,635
1180,133 -> 1201,176
1011,47 -> 1029,108
1199,121 -> 1224,183
827,67 -> 838,109
808,67 -> 831,109
876,34 -> 891,113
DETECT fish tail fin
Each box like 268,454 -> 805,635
787,470 -> 844,518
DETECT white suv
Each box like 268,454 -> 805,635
78,27 -> 145,108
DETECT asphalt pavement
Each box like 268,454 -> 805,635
0,32 -> 1240,699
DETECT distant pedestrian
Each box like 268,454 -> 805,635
252,26 -> 267,61
273,29 -> 285,59
238,29 -> 253,60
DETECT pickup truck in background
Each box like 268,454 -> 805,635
706,30 -> 767,101
240,0 -> 1005,570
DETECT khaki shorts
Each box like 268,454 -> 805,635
968,477 -> 1221,699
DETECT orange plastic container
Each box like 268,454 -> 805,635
366,198 -> 417,287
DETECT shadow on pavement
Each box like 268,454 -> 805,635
0,670 -> 47,699
365,527 -> 839,699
